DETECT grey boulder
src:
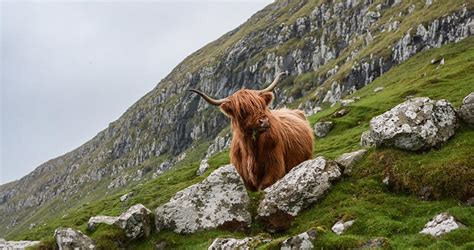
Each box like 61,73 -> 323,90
367,97 -> 457,150
155,164 -> 251,233
420,213 -> 465,237
258,157 -> 341,231
208,236 -> 271,250
280,229 -> 317,250
87,204 -> 152,240
331,219 -> 355,235
54,228 -> 96,250
87,215 -> 117,230
314,121 -> 334,138
459,92 -> 474,126
335,149 -> 367,175
0,239 -> 40,250
115,204 -> 152,239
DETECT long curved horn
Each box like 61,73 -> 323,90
189,89 -> 228,106
258,71 -> 288,93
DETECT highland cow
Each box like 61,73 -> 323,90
190,72 -> 314,190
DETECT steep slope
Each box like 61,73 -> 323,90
9,35 -> 474,249
1,0 -> 473,239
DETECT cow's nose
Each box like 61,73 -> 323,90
259,118 -> 270,128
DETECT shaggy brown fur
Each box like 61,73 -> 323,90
220,89 -> 314,190
190,73 -> 314,190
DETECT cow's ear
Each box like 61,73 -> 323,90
220,102 -> 233,117
259,92 -> 274,106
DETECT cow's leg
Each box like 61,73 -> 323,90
257,154 -> 285,190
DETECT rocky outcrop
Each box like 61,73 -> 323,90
420,213 -> 465,237
0,239 -> 40,250
87,204 -> 152,240
335,149 -> 367,175
115,204 -> 152,239
280,229 -> 317,250
331,219 -> 355,235
314,121 -> 333,137
459,92 -> 474,126
54,228 -> 96,250
365,97 -> 457,150
208,236 -> 271,250
155,165 -> 251,233
258,157 -> 341,231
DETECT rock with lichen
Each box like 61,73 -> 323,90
155,165 -> 251,233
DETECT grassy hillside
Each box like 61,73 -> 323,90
3,0 -> 472,239
15,34 -> 474,250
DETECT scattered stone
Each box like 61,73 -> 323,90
360,237 -> 388,249
196,134 -> 231,176
196,158 -> 209,176
155,241 -> 167,250
155,165 -> 251,233
418,186 -> 434,200
365,31 -> 374,46
425,0 -> 432,7
115,204 -> 152,239
360,131 -> 375,147
0,239 -> 41,249
367,97 -> 457,150
314,121 -> 334,138
382,176 -> 390,185
466,197 -> 474,206
331,219 -> 355,235
459,92 -> 474,127
430,58 -> 442,64
88,204 -> 152,239
436,58 -> 445,69
258,157 -> 341,231
333,108 -> 349,118
87,215 -> 117,230
420,213 -> 465,236
335,149 -> 367,175
392,0 -> 401,6
373,87 -> 384,93
341,99 -> 355,107
29,223 -> 36,230
281,229 -> 317,250
208,236 -> 271,250
54,228 -> 96,250
120,192 -> 133,202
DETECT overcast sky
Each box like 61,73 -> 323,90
0,0 -> 272,184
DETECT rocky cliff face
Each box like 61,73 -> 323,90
1,0 -> 472,236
